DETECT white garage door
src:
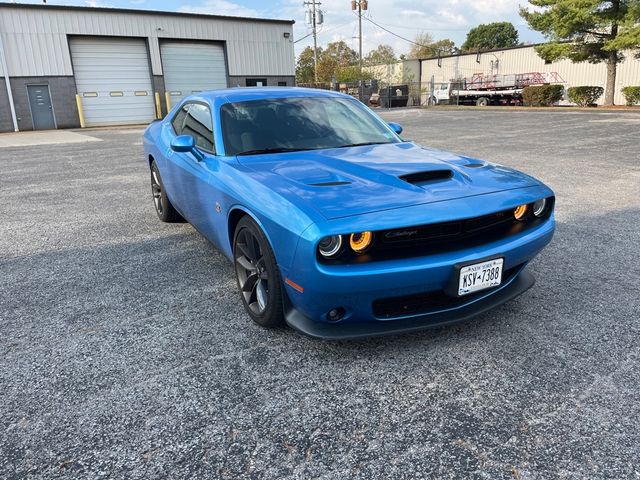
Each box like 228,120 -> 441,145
70,37 -> 156,127
161,42 -> 227,107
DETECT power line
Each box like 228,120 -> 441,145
294,33 -> 313,43
360,15 -> 430,47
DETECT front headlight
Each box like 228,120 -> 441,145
533,198 -> 547,217
349,231 -> 373,253
513,204 -> 528,221
318,235 -> 343,258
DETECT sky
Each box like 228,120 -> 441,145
10,0 -> 547,57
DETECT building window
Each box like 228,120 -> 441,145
545,59 -> 552,65
246,78 -> 268,87
278,81 -> 287,86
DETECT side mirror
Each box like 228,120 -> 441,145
170,134 -> 203,161
388,122 -> 403,135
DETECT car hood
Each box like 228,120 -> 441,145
239,142 -> 539,220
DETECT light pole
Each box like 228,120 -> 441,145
304,0 -> 323,82
351,0 -> 368,71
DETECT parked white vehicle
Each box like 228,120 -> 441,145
430,72 -> 565,106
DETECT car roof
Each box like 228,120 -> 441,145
197,87 -> 349,104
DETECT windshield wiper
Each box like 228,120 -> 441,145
236,147 -> 303,156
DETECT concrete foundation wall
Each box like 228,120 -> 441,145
0,79 -> 13,132
5,76 -> 79,131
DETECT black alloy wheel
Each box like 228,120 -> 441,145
233,216 -> 284,328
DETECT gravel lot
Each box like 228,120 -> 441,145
1,108 -> 639,479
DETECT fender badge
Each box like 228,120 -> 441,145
215,202 -> 222,213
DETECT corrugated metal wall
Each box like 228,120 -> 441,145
0,5 -> 295,78
420,45 -> 640,105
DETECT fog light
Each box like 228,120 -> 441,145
349,231 -> 373,253
514,204 -> 528,220
327,307 -> 346,322
533,198 -> 547,217
318,235 -> 343,258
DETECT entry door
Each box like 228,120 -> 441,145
27,85 -> 56,130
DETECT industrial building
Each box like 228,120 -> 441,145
366,44 -> 640,106
0,3 -> 295,132
419,44 -> 640,106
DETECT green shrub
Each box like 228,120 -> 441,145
522,85 -> 564,106
567,86 -> 604,107
621,86 -> 640,106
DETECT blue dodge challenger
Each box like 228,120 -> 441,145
143,87 -> 555,339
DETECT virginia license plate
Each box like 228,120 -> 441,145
458,258 -> 503,296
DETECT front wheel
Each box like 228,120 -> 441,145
233,216 -> 284,328
476,97 -> 490,107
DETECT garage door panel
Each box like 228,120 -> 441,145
70,37 -> 155,127
161,42 -> 227,105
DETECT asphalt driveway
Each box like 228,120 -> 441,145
1,108 -> 639,479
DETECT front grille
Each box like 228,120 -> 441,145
372,265 -> 522,319
320,197 -> 554,264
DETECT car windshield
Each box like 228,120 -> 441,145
220,96 -> 399,156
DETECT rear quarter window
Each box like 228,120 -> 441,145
171,105 -> 189,134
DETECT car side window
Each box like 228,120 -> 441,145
182,103 -> 215,153
171,105 -> 189,135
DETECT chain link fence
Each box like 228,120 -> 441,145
297,80 -> 430,109
297,79 -> 532,107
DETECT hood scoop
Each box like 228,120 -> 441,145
308,180 -> 352,187
399,169 -> 453,187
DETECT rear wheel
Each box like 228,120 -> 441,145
476,97 -> 490,107
233,216 -> 284,328
150,160 -> 183,222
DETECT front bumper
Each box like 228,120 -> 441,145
285,268 -> 534,339
282,209 -> 555,340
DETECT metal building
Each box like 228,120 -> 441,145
0,3 -> 295,132
419,44 -> 640,106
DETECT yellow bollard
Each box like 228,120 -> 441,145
164,91 -> 171,113
154,92 -> 162,119
75,94 -> 86,128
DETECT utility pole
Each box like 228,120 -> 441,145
351,0 -> 368,71
304,0 -> 323,82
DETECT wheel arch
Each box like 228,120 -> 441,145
148,154 -> 155,168
227,206 -> 277,258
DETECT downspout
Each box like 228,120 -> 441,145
0,32 -> 18,132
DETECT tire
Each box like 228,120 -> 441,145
476,97 -> 489,107
233,216 -> 284,328
150,160 -> 183,223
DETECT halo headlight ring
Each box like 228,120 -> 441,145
513,204 -> 528,221
349,231 -> 373,254
533,198 -> 547,217
318,235 -> 343,258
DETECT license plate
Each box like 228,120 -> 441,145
458,258 -> 503,296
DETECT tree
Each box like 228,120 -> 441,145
407,33 -> 457,59
315,41 -> 358,81
364,44 -> 397,66
295,46 -> 319,84
322,41 -> 358,66
521,0 -> 640,105
407,32 -> 433,59
335,65 -> 374,82
461,22 -> 519,51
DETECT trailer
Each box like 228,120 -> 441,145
430,72 -> 565,106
